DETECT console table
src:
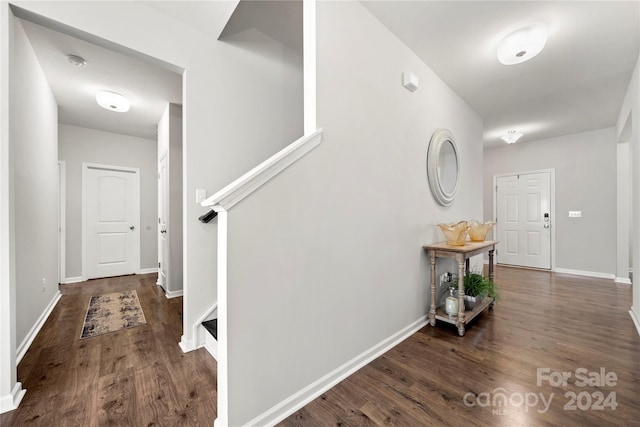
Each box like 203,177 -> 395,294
423,240 -> 497,336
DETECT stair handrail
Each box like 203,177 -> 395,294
193,129 -> 323,350
200,128 -> 323,213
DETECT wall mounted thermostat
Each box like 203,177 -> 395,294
403,71 -> 419,92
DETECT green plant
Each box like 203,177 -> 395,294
454,269 -> 499,301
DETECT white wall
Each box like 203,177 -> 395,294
617,55 -> 640,333
157,103 -> 183,294
222,2 -> 483,424
12,15 -> 60,359
58,124 -> 158,280
219,0 -> 304,144
9,0 -> 303,352
484,128 -> 617,276
0,5 -> 23,411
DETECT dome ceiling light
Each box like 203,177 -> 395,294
95,90 -> 130,112
501,130 -> 524,144
497,25 -> 548,65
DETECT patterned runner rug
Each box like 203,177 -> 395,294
80,290 -> 146,339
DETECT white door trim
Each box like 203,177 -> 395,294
158,151 -> 167,289
493,168 -> 556,271
82,162 -> 140,280
58,161 -> 66,284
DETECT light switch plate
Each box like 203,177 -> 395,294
196,188 -> 207,204
569,211 -> 582,218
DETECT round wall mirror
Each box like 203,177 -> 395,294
427,129 -> 460,206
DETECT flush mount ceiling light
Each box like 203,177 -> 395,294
501,130 -> 524,144
66,54 -> 86,67
95,90 -> 130,112
497,25 -> 548,65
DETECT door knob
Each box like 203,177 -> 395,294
129,225 -> 135,230
544,224 -> 550,229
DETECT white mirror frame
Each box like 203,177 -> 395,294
427,128 -> 460,207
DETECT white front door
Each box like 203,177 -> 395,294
496,171 -> 552,269
158,154 -> 168,288
84,163 -> 140,279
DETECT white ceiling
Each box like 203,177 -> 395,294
140,0 -> 240,41
16,1 -> 640,148
19,18 -> 182,140
362,1 -> 640,148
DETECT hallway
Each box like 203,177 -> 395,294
0,274 -> 217,426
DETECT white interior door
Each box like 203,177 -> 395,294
496,171 -> 552,269
158,154 -> 168,288
84,164 -> 139,279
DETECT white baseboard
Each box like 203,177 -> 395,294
0,382 -> 26,414
138,268 -> 158,275
165,289 -> 184,299
245,315 -> 429,427
62,276 -> 84,284
204,331 -> 218,361
630,309 -> 640,336
179,335 -> 197,353
17,291 -> 61,364
554,268 -> 615,280
615,277 -> 632,285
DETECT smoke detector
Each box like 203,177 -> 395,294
66,54 -> 86,67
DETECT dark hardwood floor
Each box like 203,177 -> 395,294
2,268 -> 639,426
280,267 -> 640,426
0,273 -> 217,427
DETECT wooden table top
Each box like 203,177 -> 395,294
423,240 -> 497,253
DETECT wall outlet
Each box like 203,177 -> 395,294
440,272 -> 453,283
41,277 -> 46,293
569,211 -> 582,218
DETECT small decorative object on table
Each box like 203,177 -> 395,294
468,220 -> 496,242
444,286 -> 459,316
437,221 -> 469,246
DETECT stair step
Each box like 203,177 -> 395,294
202,319 -> 217,340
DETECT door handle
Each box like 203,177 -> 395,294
544,224 -> 550,229
129,225 -> 135,230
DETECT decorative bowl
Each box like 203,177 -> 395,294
437,221 -> 469,246
468,220 -> 495,242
